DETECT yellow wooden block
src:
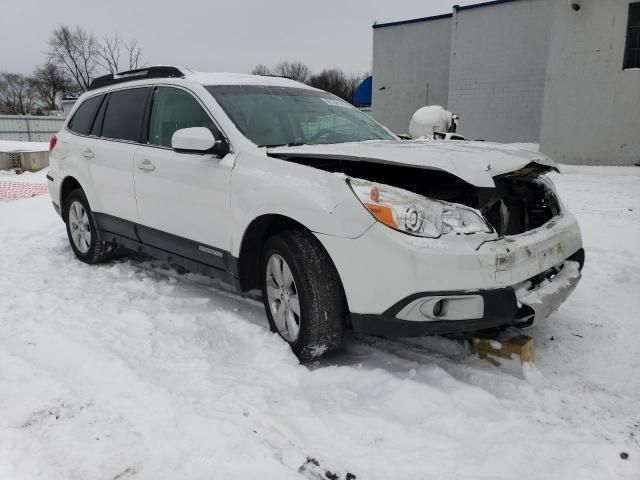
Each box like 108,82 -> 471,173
470,334 -> 534,365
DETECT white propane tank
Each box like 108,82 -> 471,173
409,106 -> 456,139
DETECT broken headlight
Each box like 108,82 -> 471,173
348,178 -> 492,238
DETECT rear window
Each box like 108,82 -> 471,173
101,88 -> 149,142
67,95 -> 102,135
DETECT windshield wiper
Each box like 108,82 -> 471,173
261,142 -> 307,148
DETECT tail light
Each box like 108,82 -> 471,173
49,135 -> 57,152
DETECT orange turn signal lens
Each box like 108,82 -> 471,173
370,186 -> 380,202
364,202 -> 397,228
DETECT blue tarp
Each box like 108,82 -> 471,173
353,76 -> 372,106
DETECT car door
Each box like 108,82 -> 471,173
133,85 -> 234,268
88,87 -> 150,225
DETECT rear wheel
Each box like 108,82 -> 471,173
64,188 -> 113,264
261,230 -> 346,361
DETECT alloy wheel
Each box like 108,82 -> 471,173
265,253 -> 301,342
68,200 -> 91,254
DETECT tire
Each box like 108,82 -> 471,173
261,229 -> 347,361
64,188 -> 113,264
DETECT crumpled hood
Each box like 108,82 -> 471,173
267,140 -> 558,188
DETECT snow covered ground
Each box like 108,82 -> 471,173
0,166 -> 639,479
0,168 -> 48,184
0,140 -> 49,153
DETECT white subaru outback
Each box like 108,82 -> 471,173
47,66 -> 584,360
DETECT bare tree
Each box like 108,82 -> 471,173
251,64 -> 271,75
308,68 -> 361,104
272,61 -> 311,83
47,25 -> 100,93
48,25 -> 145,94
251,60 -> 363,104
32,62 -> 72,111
96,34 -> 121,74
97,34 -> 144,73
0,73 -> 38,114
344,73 -> 362,105
125,39 -> 143,70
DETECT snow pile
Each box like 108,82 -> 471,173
0,140 -> 49,152
0,166 -> 639,479
0,168 -> 49,183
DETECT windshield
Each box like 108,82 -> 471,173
206,85 -> 395,147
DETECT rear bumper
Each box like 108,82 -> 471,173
349,249 -> 584,337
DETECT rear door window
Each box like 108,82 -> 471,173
101,88 -> 150,142
67,95 -> 102,135
147,87 -> 220,147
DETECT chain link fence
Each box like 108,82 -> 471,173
0,152 -> 23,170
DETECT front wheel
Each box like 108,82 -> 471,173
261,230 -> 346,361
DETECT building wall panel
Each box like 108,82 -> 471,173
447,0 -> 553,142
372,17 -> 452,134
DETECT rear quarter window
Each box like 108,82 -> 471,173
101,88 -> 149,142
67,95 -> 103,135
89,95 -> 108,137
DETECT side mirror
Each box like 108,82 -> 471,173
172,127 -> 216,153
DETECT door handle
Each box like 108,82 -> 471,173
82,149 -> 94,159
136,159 -> 155,171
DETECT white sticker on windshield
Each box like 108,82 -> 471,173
321,98 -> 351,108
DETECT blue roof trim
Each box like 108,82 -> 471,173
454,0 -> 520,12
372,0 -> 523,30
372,13 -> 452,29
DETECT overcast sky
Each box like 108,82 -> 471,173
0,0 -> 475,76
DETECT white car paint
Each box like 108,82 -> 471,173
133,144 -> 236,250
85,137 -> 139,222
228,152 -> 376,250
318,212 -> 582,314
47,68 -> 583,337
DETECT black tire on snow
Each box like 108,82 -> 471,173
261,229 -> 347,361
64,188 -> 113,264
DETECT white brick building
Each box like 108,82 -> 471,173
371,0 -> 640,166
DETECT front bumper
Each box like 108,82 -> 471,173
315,210 -> 583,337
349,251 -> 583,336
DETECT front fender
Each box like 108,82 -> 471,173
229,153 -> 374,256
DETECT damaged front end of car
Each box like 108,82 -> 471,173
268,143 -> 583,333
270,151 -> 563,240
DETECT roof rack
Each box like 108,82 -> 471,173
88,66 -> 186,91
258,73 -> 294,80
